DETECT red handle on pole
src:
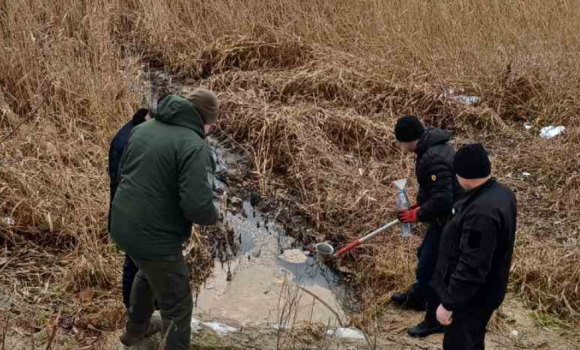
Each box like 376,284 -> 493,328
336,239 -> 361,258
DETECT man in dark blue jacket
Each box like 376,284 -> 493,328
392,116 -> 463,338
108,107 -> 150,310
432,144 -> 516,350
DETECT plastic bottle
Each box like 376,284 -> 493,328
394,179 -> 412,237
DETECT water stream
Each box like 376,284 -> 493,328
195,140 -> 348,328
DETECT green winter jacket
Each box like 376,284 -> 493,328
110,95 -> 218,260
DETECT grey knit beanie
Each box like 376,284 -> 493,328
186,88 -> 218,124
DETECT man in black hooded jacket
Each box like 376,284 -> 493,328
392,116 -> 463,338
108,107 -> 151,310
432,143 -> 516,350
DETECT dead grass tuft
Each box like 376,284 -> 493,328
194,33 -> 314,79
204,37 -> 580,320
0,1 -> 579,345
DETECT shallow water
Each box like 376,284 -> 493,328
194,141 -> 348,327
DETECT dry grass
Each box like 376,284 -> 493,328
0,0 -> 579,347
200,33 -> 580,318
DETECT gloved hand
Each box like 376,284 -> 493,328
398,206 -> 420,223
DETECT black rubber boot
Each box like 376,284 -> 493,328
391,291 -> 426,311
407,314 -> 444,338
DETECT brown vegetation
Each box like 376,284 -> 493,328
0,0 -> 579,345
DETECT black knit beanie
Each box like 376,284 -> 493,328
395,116 -> 425,142
454,143 -> 491,179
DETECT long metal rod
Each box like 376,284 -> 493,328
359,219 -> 400,244
336,219 -> 400,258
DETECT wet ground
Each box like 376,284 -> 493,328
103,70 -> 580,350
196,139 -> 353,329
110,137 -> 369,349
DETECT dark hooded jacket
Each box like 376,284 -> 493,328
108,109 -> 149,203
108,109 -> 149,232
431,178 -> 517,311
110,95 -> 218,260
414,128 -> 463,223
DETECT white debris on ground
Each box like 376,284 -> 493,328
444,88 -> 481,105
278,249 -> 308,264
326,328 -> 366,340
539,125 -> 565,139
1,216 -> 14,226
191,317 -> 201,332
455,95 -> 481,105
524,123 -> 533,130
191,317 -> 240,336
522,172 -> 531,177
202,321 -> 240,335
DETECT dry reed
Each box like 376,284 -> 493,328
0,2 -> 578,347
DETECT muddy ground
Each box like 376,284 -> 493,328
1,71 -> 579,350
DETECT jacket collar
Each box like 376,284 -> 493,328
415,128 -> 451,156
456,177 -> 496,211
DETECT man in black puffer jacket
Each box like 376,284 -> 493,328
392,116 -> 463,338
432,144 -> 516,350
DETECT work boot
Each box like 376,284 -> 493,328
391,291 -> 426,311
407,315 -> 444,338
121,316 -> 163,346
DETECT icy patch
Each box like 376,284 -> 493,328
326,327 -> 366,340
203,321 -> 240,335
279,249 -> 308,264
540,126 -> 565,139
191,317 -> 240,336
273,324 -> 290,330
191,318 -> 201,332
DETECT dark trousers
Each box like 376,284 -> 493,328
444,307 -> 495,350
127,257 -> 193,350
411,222 -> 443,319
123,254 -> 139,309
123,255 -> 159,311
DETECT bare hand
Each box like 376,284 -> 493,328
436,304 -> 453,326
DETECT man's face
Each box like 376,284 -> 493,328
398,140 -> 417,153
457,174 -> 492,191
457,175 -> 470,191
204,123 -> 217,136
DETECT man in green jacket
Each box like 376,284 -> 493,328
110,90 -> 220,349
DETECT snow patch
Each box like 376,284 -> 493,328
191,318 -> 240,336
203,321 -> 240,334
326,327 -> 366,340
